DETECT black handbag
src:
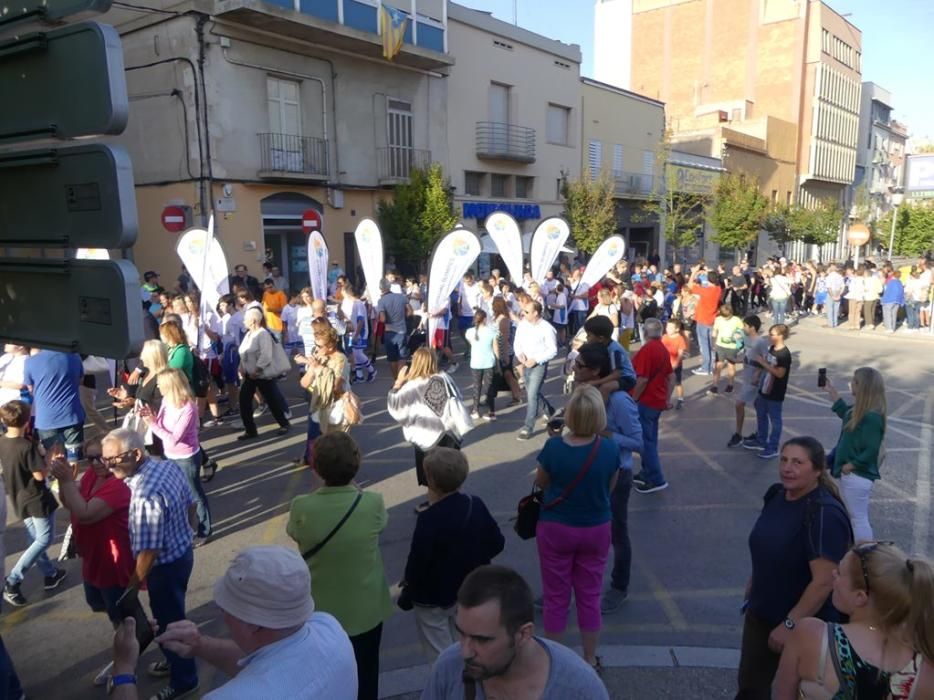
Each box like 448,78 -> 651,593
514,437 -> 603,540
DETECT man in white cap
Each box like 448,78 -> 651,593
109,545 -> 357,699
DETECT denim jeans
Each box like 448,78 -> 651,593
7,514 -> 57,585
148,549 -> 197,691
636,404 -> 664,486
0,635 -> 24,700
36,423 -> 84,460
826,298 -> 841,328
770,299 -> 787,325
173,453 -> 211,538
695,323 -> 714,373
609,469 -> 633,593
881,303 -> 899,332
523,362 -> 554,431
906,301 -> 921,329
754,395 -> 783,452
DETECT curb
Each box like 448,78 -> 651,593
794,316 -> 934,344
377,644 -> 740,698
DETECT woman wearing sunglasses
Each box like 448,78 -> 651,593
50,437 -> 134,687
773,541 -> 933,699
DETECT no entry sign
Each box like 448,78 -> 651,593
302,209 -> 323,234
162,205 -> 187,233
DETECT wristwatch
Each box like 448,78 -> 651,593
783,617 -> 796,631
108,674 -> 137,695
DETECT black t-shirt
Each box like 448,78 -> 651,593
748,484 -> 851,627
760,346 -> 792,401
731,274 -> 747,290
0,436 -> 59,519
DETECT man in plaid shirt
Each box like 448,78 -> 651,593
103,428 -> 199,700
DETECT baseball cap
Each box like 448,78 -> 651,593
213,546 -> 315,629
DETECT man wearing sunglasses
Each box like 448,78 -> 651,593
102,428 -> 199,700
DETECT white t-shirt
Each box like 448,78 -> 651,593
569,282 -> 590,312
280,304 -> 300,345
204,613 -> 357,700
457,281 -> 482,317
184,311 -> 221,360
0,352 -> 27,406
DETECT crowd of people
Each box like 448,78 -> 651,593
1,248 -> 933,700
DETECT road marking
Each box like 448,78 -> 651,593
673,435 -> 761,506
634,560 -> 688,630
913,390 -> 933,556
261,465 -> 307,543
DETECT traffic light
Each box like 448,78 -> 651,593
0,4 -> 144,357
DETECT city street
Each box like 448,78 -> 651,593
2,319 -> 932,699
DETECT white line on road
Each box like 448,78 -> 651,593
912,390 -> 933,556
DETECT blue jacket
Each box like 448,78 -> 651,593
881,278 -> 905,306
605,390 -> 644,471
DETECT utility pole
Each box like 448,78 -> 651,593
513,0 -> 518,25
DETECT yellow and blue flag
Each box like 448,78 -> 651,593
380,3 -> 408,61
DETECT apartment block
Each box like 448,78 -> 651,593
624,0 -> 863,260
445,4 -> 582,246
103,0 -> 451,288
855,82 -> 908,220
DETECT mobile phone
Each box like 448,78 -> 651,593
116,586 -> 156,654
818,368 -> 827,388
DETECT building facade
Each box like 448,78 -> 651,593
445,4 -> 582,243
855,82 -> 908,221
579,77 -> 665,261
624,0 -> 862,262
105,0 -> 451,290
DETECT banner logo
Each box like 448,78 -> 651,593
451,235 -> 471,257
546,224 -> 562,240
312,237 -> 325,258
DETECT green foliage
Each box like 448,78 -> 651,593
710,172 -> 769,250
642,166 -> 707,263
377,164 -> 458,272
880,204 -> 934,256
761,202 -> 842,250
561,168 -> 617,255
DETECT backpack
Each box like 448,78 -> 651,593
191,356 -> 211,397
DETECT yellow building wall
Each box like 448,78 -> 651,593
130,182 -> 383,292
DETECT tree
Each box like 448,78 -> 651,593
761,204 -> 796,252
561,168 -> 617,255
881,204 -> 934,256
641,158 -> 708,263
797,203 -> 842,247
377,164 -> 458,272
709,172 -> 769,251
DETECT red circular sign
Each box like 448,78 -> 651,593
161,205 -> 187,233
302,209 -> 323,235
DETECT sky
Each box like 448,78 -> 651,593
456,0 -> 934,144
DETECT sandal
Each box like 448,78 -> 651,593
589,656 -> 604,677
200,460 -> 218,483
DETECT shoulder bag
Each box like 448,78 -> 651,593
301,491 -> 363,560
265,330 -> 292,378
514,436 -> 602,540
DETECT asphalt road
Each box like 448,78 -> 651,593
2,317 -> 932,699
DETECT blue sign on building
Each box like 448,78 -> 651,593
463,202 -> 542,221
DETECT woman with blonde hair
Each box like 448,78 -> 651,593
535,384 -> 620,671
298,324 -> 351,466
774,541 -> 931,699
108,340 -> 169,457
822,367 -> 887,543
138,368 -> 212,543
388,347 -> 472,511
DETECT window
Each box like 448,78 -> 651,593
267,76 -> 301,135
491,174 -> 509,198
786,191 -> 792,205
588,140 -> 602,178
515,176 -> 533,199
386,99 -> 413,179
489,83 -> 510,124
771,190 -> 778,204
546,104 -> 570,145
612,144 -> 624,175
465,171 -> 484,196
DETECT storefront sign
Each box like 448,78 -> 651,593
463,202 -> 541,221
669,164 -> 720,195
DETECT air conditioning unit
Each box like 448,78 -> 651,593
328,188 -> 344,209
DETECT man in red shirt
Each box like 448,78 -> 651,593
688,265 -> 723,376
630,318 -> 675,494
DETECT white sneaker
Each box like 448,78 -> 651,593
252,404 -> 268,418
470,411 -> 480,420
284,409 -> 293,420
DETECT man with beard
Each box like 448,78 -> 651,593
421,565 -> 607,699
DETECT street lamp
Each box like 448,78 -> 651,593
888,191 -> 904,257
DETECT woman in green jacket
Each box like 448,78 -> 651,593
160,320 -> 194,388
823,366 -> 886,543
287,432 -> 393,700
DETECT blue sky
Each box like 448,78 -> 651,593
456,0 -> 934,144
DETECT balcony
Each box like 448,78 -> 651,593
476,122 -> 536,164
377,146 -> 431,184
612,170 -> 658,198
215,0 -> 453,72
258,133 -> 329,181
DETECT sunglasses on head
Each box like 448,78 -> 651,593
853,541 -> 895,594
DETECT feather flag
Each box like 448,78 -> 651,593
380,3 -> 408,61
